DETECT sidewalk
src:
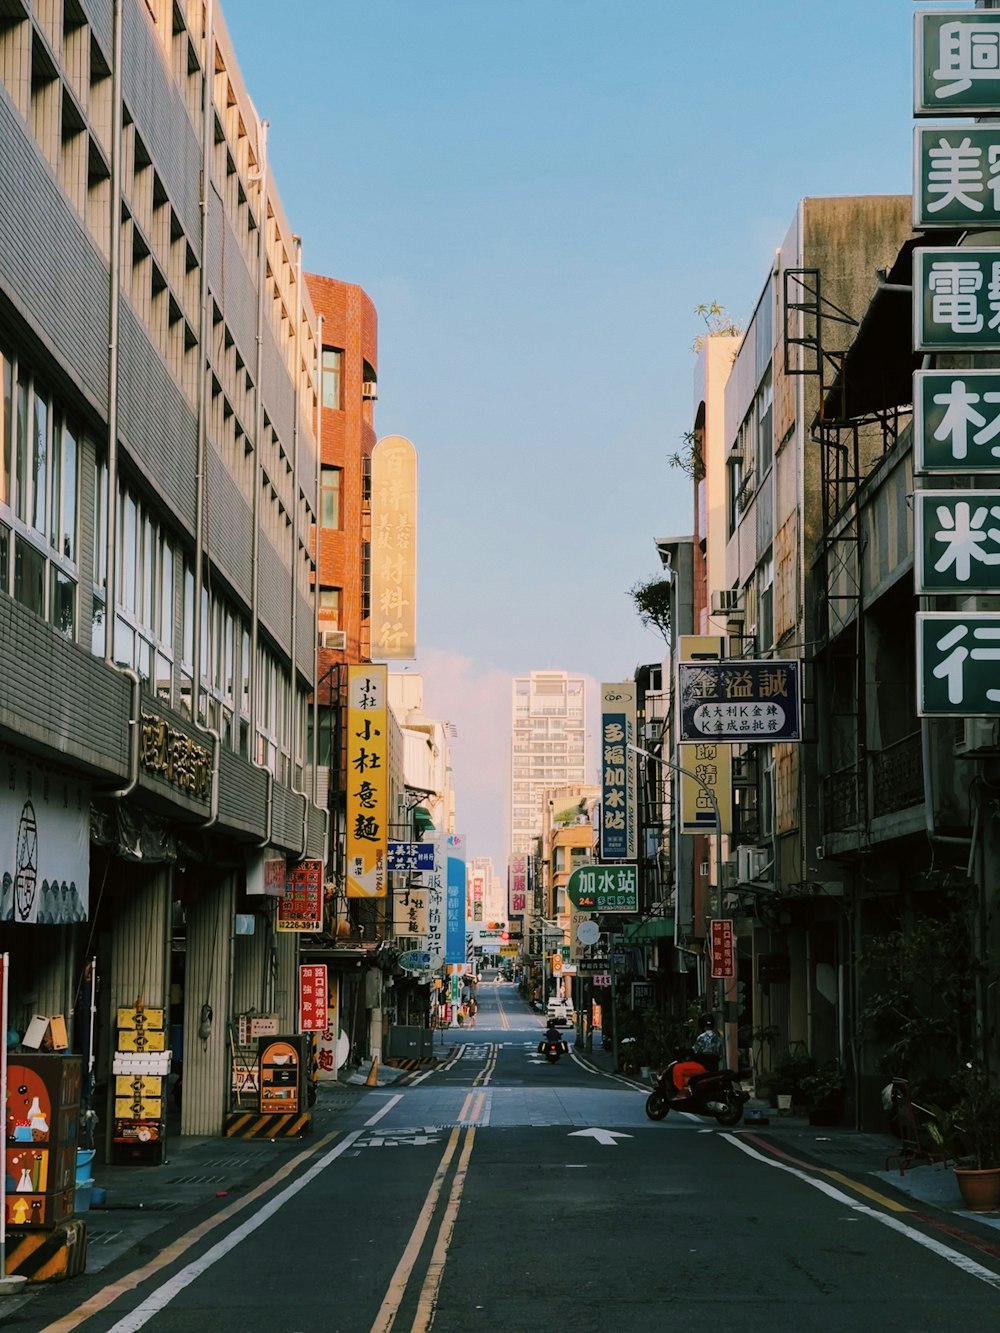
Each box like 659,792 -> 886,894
574,1035 -> 1000,1233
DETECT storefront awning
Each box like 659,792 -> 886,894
623,918 -> 674,943
413,806 -> 435,833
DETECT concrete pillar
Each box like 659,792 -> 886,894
232,908 -> 273,1018
108,865 -> 171,1019
181,873 -> 235,1136
273,928 -> 298,1032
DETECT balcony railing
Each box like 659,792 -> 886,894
872,730 -> 925,818
823,764 -> 860,833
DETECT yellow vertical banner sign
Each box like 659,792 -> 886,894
346,665 -> 388,898
678,742 -> 732,836
370,435 -> 418,660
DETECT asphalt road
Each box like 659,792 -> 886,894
12,977 -> 1000,1332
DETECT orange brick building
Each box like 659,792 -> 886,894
305,274 -> 379,683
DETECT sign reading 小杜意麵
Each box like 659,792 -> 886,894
915,10 -> 1000,117
917,613 -> 1000,716
677,661 -> 801,743
914,491 -> 1000,594
914,370 -> 1000,475
913,249 -> 1000,352
346,665 -> 388,898
566,864 -> 638,914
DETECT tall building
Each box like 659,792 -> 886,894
509,672 -> 587,855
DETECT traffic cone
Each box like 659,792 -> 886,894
366,1056 -> 379,1086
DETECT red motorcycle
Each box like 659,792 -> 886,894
645,1060 -> 748,1126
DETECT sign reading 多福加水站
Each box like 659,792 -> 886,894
914,492 -> 1000,595
600,682 -> 637,862
676,661 -> 801,743
913,249 -> 1000,353
915,10 -> 1000,118
917,613 -> 1000,717
914,370 -> 1000,475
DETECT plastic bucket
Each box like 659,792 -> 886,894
75,1148 -> 96,1185
75,1178 -> 94,1213
91,1185 -> 107,1207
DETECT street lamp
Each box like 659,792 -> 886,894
627,742 -> 726,1035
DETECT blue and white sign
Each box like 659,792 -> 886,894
677,661 -> 801,742
397,949 -> 432,972
387,841 -> 436,873
445,833 -> 466,965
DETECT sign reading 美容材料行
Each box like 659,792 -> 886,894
914,126 -> 1000,229
676,661 -> 801,743
567,864 -> 638,914
915,492 -> 1000,594
913,249 -> 1000,352
914,371 -> 1000,474
915,11 -> 1000,117
917,613 -> 1000,716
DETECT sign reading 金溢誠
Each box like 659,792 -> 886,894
677,661 -> 801,743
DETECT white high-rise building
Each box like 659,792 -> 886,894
509,672 -> 587,856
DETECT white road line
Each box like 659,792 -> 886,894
723,1133 -> 1000,1291
365,1094 -> 402,1127
101,1130 -> 364,1332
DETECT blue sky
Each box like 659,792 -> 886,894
225,0 -> 915,870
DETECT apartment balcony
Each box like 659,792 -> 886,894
822,764 -> 860,835
872,730 -> 924,819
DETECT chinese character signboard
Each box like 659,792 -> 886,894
277,860 -> 323,932
508,853 -> 528,916
914,370 -> 1000,474
677,661 -> 801,742
370,435 -> 417,660
471,871 -> 484,921
710,919 -> 735,980
393,881 -> 429,942
599,681 -> 637,861
915,492 -> 1000,593
566,864 -> 638,914
445,834 -> 466,965
426,835 -> 445,970
914,127 -> 1000,229
917,612 -> 1000,716
0,745 -> 90,924
298,964 -> 328,1032
915,11 -> 1000,117
678,742 -> 732,836
346,665 -> 388,898
913,249 -> 1000,352
387,842 -> 436,873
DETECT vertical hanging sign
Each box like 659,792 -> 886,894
298,965 -> 329,1032
445,834 -> 467,965
370,435 -> 418,660
599,682 -> 637,861
346,665 -> 388,898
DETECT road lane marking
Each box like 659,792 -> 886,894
736,1132 -> 911,1212
472,1044 -> 498,1086
366,1094 -> 403,1127
568,1128 -> 632,1146
370,1128 -> 463,1332
724,1133 -> 1000,1290
497,1000 -> 510,1031
37,1131 -> 342,1333
411,1128 -> 476,1332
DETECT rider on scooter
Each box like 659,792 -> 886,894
544,1019 -> 563,1049
672,1013 -> 723,1099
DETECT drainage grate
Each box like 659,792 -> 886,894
85,1229 -> 124,1245
167,1174 -> 228,1185
186,1155 -> 260,1169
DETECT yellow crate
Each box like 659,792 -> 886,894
114,1097 -> 163,1119
114,1075 -> 163,1098
117,1029 -> 166,1052
116,1007 -> 165,1029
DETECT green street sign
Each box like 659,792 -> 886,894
917,613 -> 1000,716
566,864 -> 638,914
914,127 -> 1000,228
914,250 -> 1000,352
915,11 -> 1000,117
914,371 -> 1000,474
915,492 -> 1000,593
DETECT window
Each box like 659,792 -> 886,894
758,554 -> 774,652
319,587 -> 341,627
756,370 -> 773,476
727,454 -> 743,537
112,481 -> 174,699
321,347 -> 342,410
320,466 -> 341,529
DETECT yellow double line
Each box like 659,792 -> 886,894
457,1089 -> 489,1124
371,1127 -> 476,1332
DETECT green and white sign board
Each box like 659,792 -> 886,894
914,371 -> 1000,474
566,864 -> 638,914
914,249 -> 1000,352
915,11 -> 1000,116
914,127 -> 1000,228
917,612 -> 1000,716
915,492 -> 1000,593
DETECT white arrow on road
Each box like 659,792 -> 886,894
568,1128 -> 633,1146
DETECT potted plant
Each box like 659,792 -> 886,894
761,1049 -> 815,1110
926,1069 -> 1000,1212
798,1062 -> 845,1126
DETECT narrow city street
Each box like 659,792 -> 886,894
6,983 -> 1000,1333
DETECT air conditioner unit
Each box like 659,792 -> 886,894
956,717 -> 1000,756
319,629 -> 347,650
362,380 -> 378,400
736,845 -> 769,882
719,860 -> 737,890
711,589 -> 744,619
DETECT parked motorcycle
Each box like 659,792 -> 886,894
645,1061 -> 748,1126
539,1038 -> 568,1064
